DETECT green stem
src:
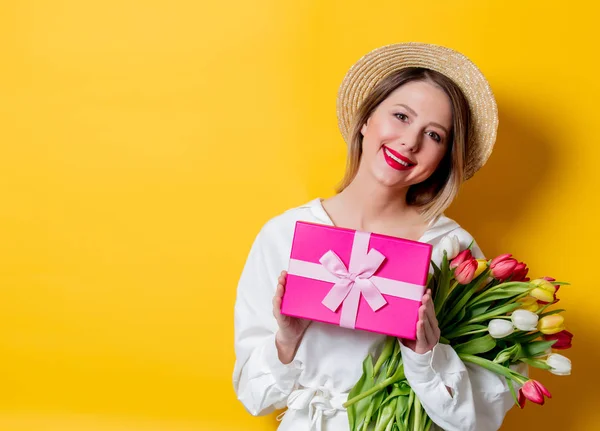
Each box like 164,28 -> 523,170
414,395 -> 423,430
459,353 -> 528,384
343,364 -> 405,408
373,337 -> 396,377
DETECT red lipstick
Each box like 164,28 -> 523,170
382,145 -> 416,171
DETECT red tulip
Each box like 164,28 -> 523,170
518,389 -> 526,409
450,249 -> 472,270
490,254 -> 518,281
455,259 -> 478,284
512,261 -> 530,282
543,330 -> 573,350
520,380 -> 552,406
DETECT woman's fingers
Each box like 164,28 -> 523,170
421,309 -> 437,347
417,295 -> 440,349
416,321 -> 427,347
422,289 -> 438,325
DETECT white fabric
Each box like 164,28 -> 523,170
233,198 -> 525,431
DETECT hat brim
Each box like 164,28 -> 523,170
336,42 -> 498,180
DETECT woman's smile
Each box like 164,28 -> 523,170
382,145 -> 417,171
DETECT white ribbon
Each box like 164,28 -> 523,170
277,386 -> 347,431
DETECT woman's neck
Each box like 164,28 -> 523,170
324,169 -> 426,234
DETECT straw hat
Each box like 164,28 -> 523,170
336,42 -> 498,180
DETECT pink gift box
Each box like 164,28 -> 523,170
281,221 -> 432,340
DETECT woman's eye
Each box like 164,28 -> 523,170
427,131 -> 442,142
394,113 -> 408,122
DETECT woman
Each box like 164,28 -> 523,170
233,43 -> 521,431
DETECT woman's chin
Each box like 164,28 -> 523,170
372,170 -> 411,189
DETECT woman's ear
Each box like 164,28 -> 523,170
361,117 -> 371,136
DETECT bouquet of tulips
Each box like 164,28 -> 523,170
343,236 -> 573,431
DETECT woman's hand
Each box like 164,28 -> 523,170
401,289 -> 440,354
273,270 -> 311,363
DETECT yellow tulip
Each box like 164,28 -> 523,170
473,259 -> 488,279
529,278 -> 557,303
518,296 -> 539,312
538,314 -> 565,335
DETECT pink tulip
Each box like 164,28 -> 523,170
490,254 -> 518,281
512,261 -> 530,282
543,330 -> 573,350
520,380 -> 552,406
450,249 -> 472,270
455,259 -> 478,284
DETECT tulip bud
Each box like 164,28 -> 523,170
546,353 -> 572,376
473,259 -> 488,279
543,330 -> 573,350
530,278 -> 557,303
488,319 -> 515,338
517,296 -> 539,313
490,254 -> 518,281
541,276 -> 560,302
454,259 -> 478,284
512,262 -> 530,282
438,234 -> 460,260
538,314 -> 565,335
511,309 -> 539,331
520,380 -> 552,405
450,249 -> 473,270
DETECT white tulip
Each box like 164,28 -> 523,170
438,234 -> 460,260
546,353 -> 571,376
511,309 -> 539,331
488,319 -> 515,338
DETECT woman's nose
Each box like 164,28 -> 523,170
400,128 -> 422,152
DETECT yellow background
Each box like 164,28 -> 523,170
1,1 -> 598,430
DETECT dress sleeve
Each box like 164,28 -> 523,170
232,225 -> 304,416
400,227 -> 527,430
400,342 -> 527,431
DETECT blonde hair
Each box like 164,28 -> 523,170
335,67 -> 471,221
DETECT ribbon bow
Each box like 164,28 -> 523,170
320,232 -> 387,328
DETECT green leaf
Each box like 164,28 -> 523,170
493,344 -> 522,363
406,389 -> 415,429
467,282 -> 532,307
539,308 -> 565,318
444,324 -> 487,339
454,334 -> 497,355
381,384 -> 411,406
521,340 -> 557,358
467,286 -> 532,307
504,331 -> 541,344
506,376 -> 520,407
465,302 -> 523,324
434,253 -> 452,315
467,302 -> 493,318
440,279 -> 481,328
395,394 -> 409,429
374,397 -> 397,431
348,355 -> 375,430
520,357 -> 552,370
374,337 -> 396,377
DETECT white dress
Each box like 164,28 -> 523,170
233,198 -> 523,431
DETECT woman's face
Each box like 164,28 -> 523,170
360,80 -> 453,189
